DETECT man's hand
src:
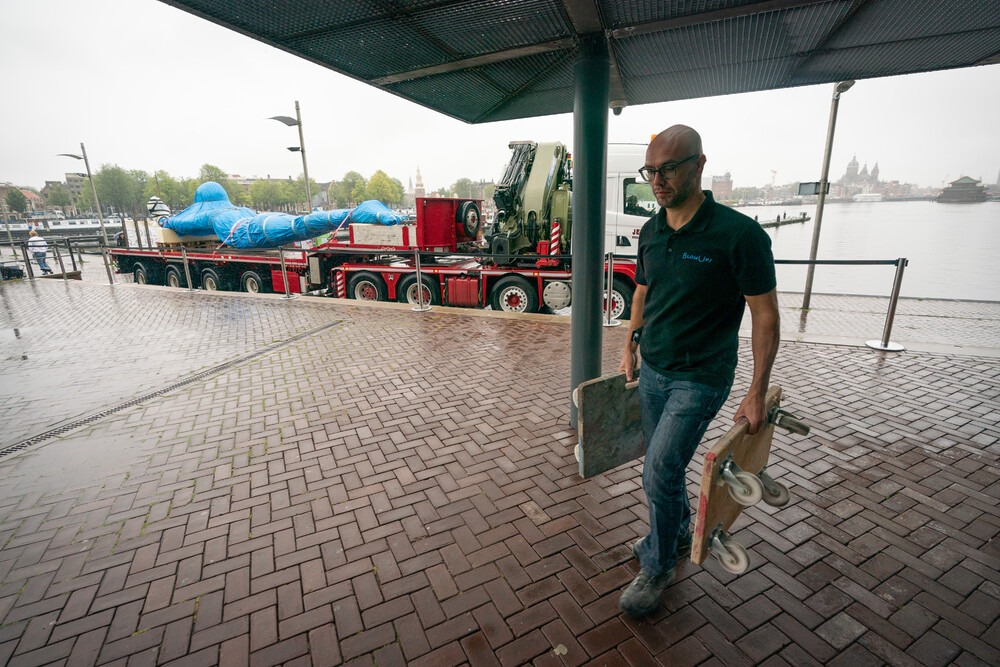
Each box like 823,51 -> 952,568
621,285 -> 647,383
734,390 -> 766,434
738,289 -> 780,435
619,345 -> 637,381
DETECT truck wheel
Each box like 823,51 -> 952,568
241,270 -> 267,293
165,265 -> 187,288
605,278 -> 634,321
491,275 -> 538,313
201,268 -> 230,291
348,271 -> 388,302
397,274 -> 441,305
457,201 -> 481,238
133,263 -> 150,285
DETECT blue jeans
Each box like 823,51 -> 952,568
635,365 -> 731,576
33,252 -> 52,273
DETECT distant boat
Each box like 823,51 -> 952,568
1,218 -> 123,242
937,176 -> 987,203
852,193 -> 883,202
759,212 -> 811,228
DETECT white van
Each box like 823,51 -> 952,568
605,143 -> 657,257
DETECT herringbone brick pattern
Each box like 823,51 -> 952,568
0,281 -> 338,448
0,279 -> 997,666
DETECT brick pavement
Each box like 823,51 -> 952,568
0,279 -> 998,666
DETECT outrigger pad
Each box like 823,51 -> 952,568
576,371 -> 643,478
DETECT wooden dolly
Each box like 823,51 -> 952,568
690,385 -> 808,573
575,375 -> 809,574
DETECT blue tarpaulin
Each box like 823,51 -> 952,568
160,182 -> 406,248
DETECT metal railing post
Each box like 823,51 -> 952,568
65,239 -> 77,272
278,249 -> 297,300
604,252 -> 621,328
412,248 -> 431,312
53,245 -> 68,281
866,258 -> 907,352
180,246 -> 197,292
20,244 -> 35,281
99,244 -> 117,285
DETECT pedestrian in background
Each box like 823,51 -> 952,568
27,230 -> 53,275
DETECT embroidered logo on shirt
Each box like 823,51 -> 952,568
681,252 -> 712,263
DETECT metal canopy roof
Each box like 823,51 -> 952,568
161,0 -> 1000,123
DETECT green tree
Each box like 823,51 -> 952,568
391,178 -> 405,207
5,189 -> 27,214
366,171 -> 397,206
142,171 -> 187,213
351,181 -> 368,205
289,174 -> 319,211
249,179 -> 287,211
128,170 -> 150,220
47,184 -> 73,215
452,178 -> 474,198
483,183 -> 495,200
198,164 -> 244,204
75,184 -> 94,213
182,179 -> 200,207
436,187 -> 450,197
335,172 -> 366,207
95,164 -> 135,219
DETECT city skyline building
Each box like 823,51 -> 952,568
711,172 -> 733,201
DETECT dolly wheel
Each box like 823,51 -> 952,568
713,538 -> 750,574
726,471 -> 764,506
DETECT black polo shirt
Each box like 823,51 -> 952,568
635,191 -> 776,387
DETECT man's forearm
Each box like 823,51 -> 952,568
748,296 -> 780,395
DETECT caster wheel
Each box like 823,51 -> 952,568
761,479 -> 790,507
713,539 -> 750,574
727,471 -> 764,506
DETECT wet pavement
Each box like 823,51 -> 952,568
0,275 -> 998,666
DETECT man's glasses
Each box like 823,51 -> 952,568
638,154 -> 700,182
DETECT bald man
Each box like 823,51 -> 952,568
618,126 -> 780,616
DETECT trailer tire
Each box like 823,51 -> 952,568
241,270 -> 267,294
491,275 -> 539,314
201,268 -> 231,291
397,274 -> 441,306
606,278 -> 633,321
457,201 -> 481,238
133,263 -> 152,285
165,265 -> 188,289
348,271 -> 388,302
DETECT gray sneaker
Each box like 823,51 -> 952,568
632,533 -> 692,561
619,568 -> 676,616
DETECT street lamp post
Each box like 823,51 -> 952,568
270,101 -> 312,213
802,80 -> 854,310
2,199 -> 14,256
58,143 -> 110,246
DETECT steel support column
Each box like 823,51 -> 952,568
570,33 -> 609,428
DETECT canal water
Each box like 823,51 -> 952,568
737,200 -> 1000,301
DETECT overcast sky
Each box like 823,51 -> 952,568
3,0 -> 999,194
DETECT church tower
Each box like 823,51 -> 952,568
870,162 -> 880,183
846,155 -> 859,181
415,167 -> 425,200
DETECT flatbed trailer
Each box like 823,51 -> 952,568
110,243 -> 638,319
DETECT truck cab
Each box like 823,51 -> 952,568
605,143 -> 657,258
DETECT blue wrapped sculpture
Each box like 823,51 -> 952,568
152,181 -> 406,249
